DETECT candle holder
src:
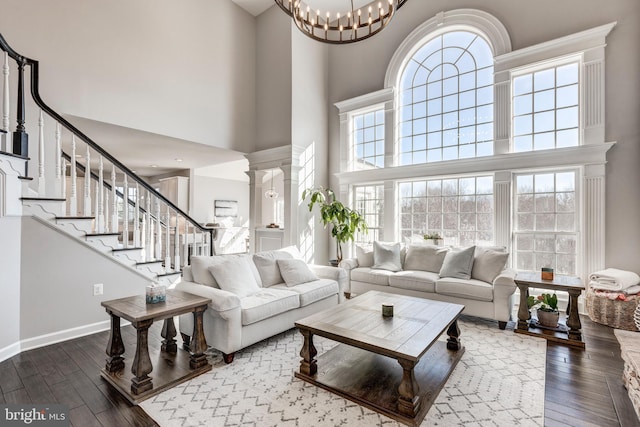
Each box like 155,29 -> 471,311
541,268 -> 554,281
382,303 -> 394,318
146,283 -> 166,304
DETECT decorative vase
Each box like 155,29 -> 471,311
537,310 -> 560,328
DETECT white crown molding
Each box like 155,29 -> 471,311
384,8 -> 512,89
495,22 -> 616,71
336,142 -> 615,185
334,88 -> 395,114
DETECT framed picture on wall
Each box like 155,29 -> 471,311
214,199 -> 238,217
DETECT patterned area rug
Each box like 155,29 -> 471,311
141,316 -> 545,426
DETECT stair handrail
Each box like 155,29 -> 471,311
0,32 -> 214,254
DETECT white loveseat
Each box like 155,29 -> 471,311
176,246 -> 346,363
339,242 -> 517,329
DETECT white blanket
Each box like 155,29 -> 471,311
589,268 -> 640,291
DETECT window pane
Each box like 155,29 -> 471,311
514,74 -> 532,95
534,89 -> 555,112
534,69 -> 555,91
557,63 -> 579,86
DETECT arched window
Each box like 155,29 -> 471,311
398,31 -> 494,165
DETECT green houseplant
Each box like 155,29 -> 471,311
527,293 -> 560,328
302,186 -> 368,265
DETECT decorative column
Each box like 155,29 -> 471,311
1,51 -> 9,152
281,163 -> 301,248
583,164 -> 606,280
493,171 -> 512,252
493,72 -> 510,155
245,169 -> 266,253
383,180 -> 396,243
12,57 -> 28,159
583,59 -> 605,145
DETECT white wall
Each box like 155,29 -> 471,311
192,175 -> 250,226
0,0 -> 257,153
0,216 -> 21,358
326,0 -> 640,272
19,216 -> 150,341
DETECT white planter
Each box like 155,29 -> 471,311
424,238 -> 444,246
537,310 -> 560,328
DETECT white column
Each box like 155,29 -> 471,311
383,99 -> 395,167
281,164 -> 301,248
83,145 -> 91,216
97,156 -> 105,233
245,170 -> 266,253
583,164 -> 606,280
382,180 -> 396,243
583,59 -> 605,145
494,75 -> 510,155
69,136 -> 77,216
1,51 -> 9,152
37,110 -> 45,195
494,171 -> 512,253
55,123 -> 62,197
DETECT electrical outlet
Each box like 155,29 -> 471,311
93,283 -> 103,296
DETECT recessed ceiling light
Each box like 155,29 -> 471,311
150,164 -> 158,168
175,158 -> 183,162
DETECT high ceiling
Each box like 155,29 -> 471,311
231,0 -> 375,17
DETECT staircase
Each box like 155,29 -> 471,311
0,34 -> 214,286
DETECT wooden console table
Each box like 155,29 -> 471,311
514,271 -> 585,349
100,290 -> 211,404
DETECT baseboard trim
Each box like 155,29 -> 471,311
0,319 -> 131,363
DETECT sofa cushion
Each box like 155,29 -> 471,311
403,245 -> 449,273
272,279 -> 338,307
372,241 -> 403,272
253,250 -> 294,287
356,244 -> 374,267
471,248 -> 509,284
208,257 -> 260,298
191,254 -> 262,288
277,259 -> 318,286
439,246 -> 476,280
389,271 -> 439,292
351,267 -> 394,286
240,288 -> 300,325
436,277 -> 494,302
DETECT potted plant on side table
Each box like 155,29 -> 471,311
302,186 -> 368,266
528,293 -> 560,328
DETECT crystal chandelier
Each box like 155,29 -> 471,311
274,0 -> 408,44
264,170 -> 279,199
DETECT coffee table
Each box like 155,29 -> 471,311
100,290 -> 212,404
294,291 -> 465,427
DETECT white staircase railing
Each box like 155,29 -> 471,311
0,32 -> 214,272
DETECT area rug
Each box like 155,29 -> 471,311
141,316 -> 546,426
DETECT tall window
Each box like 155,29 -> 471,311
354,184 -> 384,244
513,62 -> 580,151
514,171 -> 577,275
398,31 -> 494,165
352,109 -> 385,170
399,176 -> 493,247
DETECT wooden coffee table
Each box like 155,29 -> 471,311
294,291 -> 465,427
100,290 -> 212,404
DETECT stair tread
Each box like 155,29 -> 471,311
136,260 -> 163,265
112,246 -> 144,252
21,197 -> 66,202
0,151 -> 29,160
156,271 -> 182,277
55,216 -> 94,220
85,232 -> 120,237
18,176 -> 33,181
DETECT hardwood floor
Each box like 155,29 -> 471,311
0,316 -> 637,426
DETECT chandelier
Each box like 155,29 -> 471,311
274,0 -> 408,44
264,169 -> 279,199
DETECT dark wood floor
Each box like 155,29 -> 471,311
0,316 -> 637,426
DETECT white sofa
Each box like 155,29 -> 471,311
176,247 -> 346,363
339,243 -> 517,329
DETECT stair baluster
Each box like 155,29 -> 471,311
122,174 -> 129,248
60,158 -> 66,215
97,156 -> 104,233
12,56 -> 27,160
55,123 -> 61,197
174,213 -> 181,271
164,206 -> 171,270
83,146 -> 91,217
155,196 -> 161,263
110,165 -> 117,235
133,183 -> 140,247
144,189 -> 151,261
1,51 -> 9,152
70,136 -> 77,216
37,110 -> 45,195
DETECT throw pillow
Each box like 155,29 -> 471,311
356,244 -> 374,267
277,259 -> 318,287
471,248 -> 509,283
253,250 -> 293,287
372,241 -> 403,272
208,257 -> 260,298
403,245 -> 449,273
439,246 -> 476,280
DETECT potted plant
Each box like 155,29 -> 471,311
423,232 -> 443,246
302,186 -> 368,265
527,293 -> 559,328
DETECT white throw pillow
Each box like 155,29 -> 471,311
356,244 -> 374,267
372,241 -> 403,272
403,245 -> 449,273
253,250 -> 293,287
208,257 -> 260,298
471,248 -> 509,283
277,259 -> 318,287
439,246 -> 476,280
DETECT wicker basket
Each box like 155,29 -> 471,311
586,287 -> 640,331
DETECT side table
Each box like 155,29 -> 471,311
514,271 -> 585,349
100,289 -> 212,404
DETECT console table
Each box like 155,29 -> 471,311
100,290 -> 211,404
514,271 -> 585,349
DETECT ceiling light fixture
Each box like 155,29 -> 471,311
264,170 -> 279,200
274,0 -> 408,44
